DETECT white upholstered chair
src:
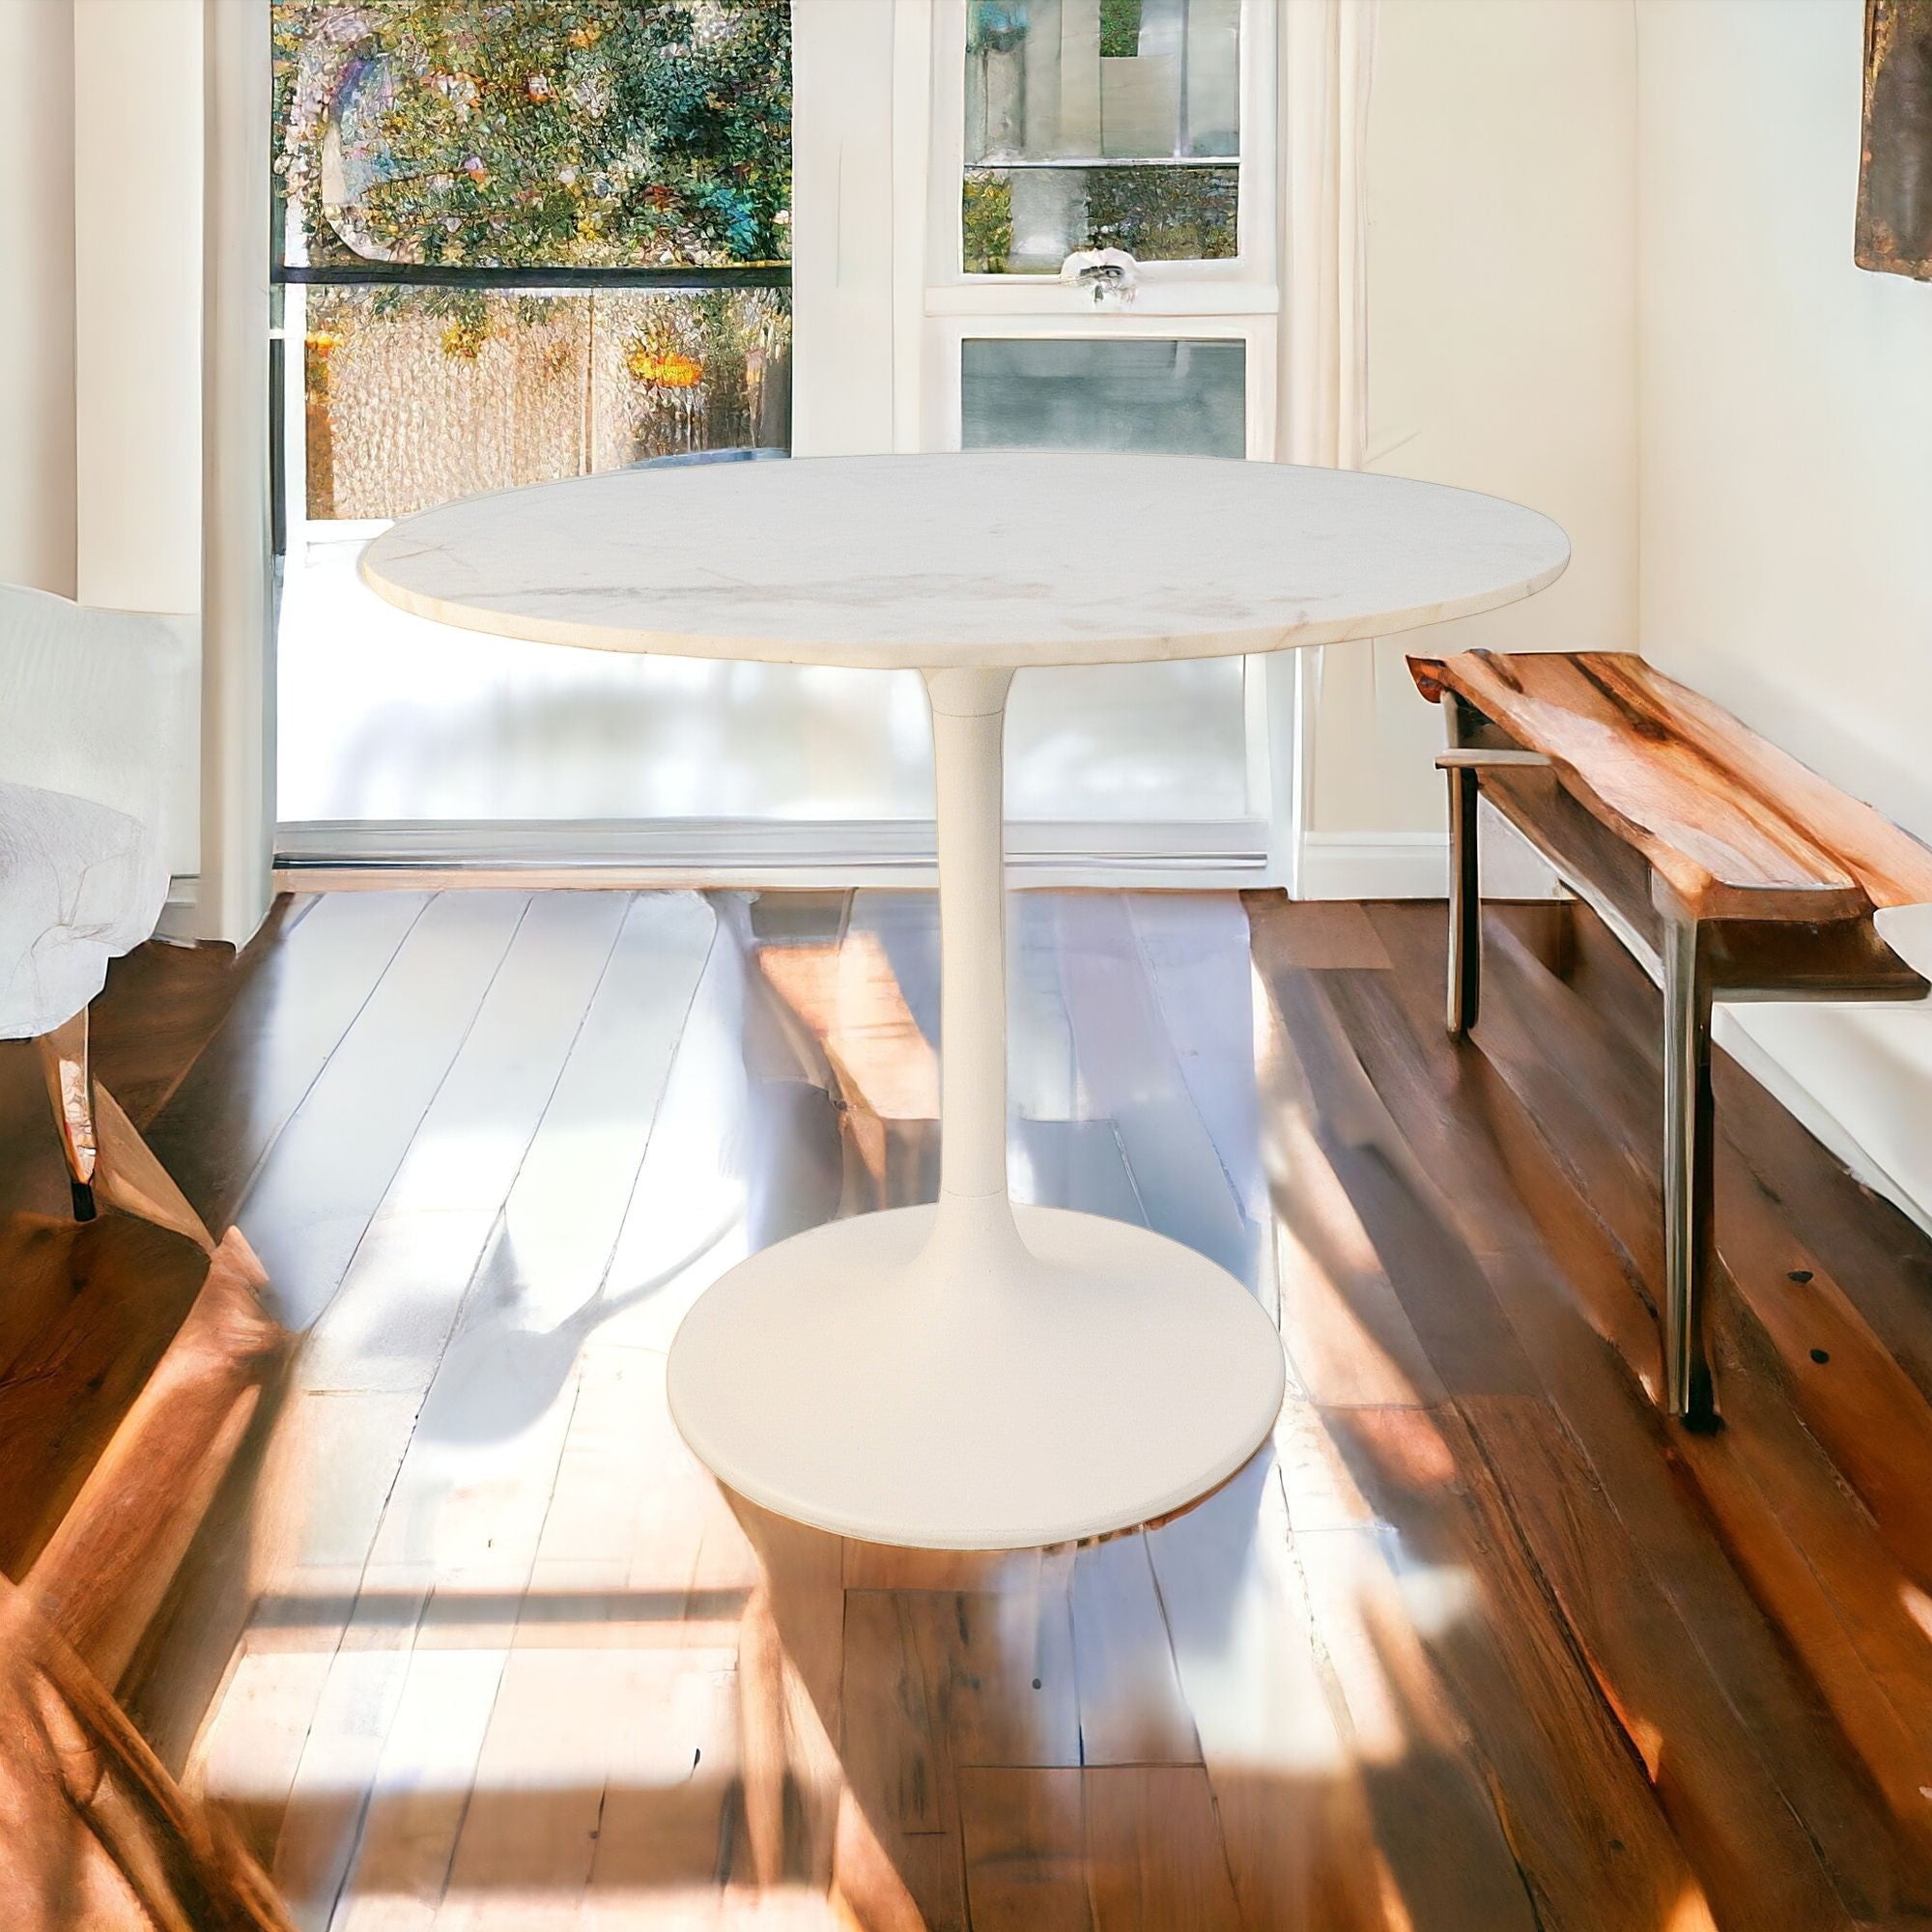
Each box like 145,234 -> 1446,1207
0,582 -> 185,1220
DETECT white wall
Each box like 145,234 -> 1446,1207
1309,0 -> 1637,850
790,0 -> 900,458
72,0 -> 204,882
1637,0 -> 1932,1228
72,0 -> 203,617
0,0 -> 206,884
0,0 -> 76,597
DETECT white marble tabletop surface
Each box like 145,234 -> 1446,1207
360,452 -> 1570,672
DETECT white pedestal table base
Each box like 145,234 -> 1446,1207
667,1199 -> 1286,1549
667,665 -> 1286,1548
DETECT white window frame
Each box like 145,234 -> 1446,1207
910,0 -> 1283,856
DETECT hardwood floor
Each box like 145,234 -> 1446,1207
6,887 -> 1932,1929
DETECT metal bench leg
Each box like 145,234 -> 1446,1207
1662,916 -> 1718,1428
1446,763 -> 1481,1037
36,1009 -> 99,1222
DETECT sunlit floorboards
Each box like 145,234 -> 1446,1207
37,888 -> 1932,1929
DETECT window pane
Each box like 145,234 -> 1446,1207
302,286 -> 790,520
963,164 -> 1236,274
272,1 -> 791,270
961,337 -> 1244,457
963,0 -> 1238,273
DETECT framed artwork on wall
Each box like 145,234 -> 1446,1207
1858,0 -> 1932,276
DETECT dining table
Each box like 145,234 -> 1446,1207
362,450 -> 1569,1550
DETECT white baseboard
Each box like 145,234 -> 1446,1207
1296,810 -> 1563,902
1295,832 -> 1446,899
155,874 -> 204,944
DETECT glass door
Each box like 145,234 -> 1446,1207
270,1 -> 865,866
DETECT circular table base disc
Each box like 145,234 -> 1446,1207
667,1203 -> 1287,1549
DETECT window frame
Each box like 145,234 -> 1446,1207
923,0 -> 1279,317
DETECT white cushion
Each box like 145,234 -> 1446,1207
0,779 -> 168,1039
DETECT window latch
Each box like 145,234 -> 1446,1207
1060,248 -> 1140,309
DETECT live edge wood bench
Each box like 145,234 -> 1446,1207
1408,648 -> 1932,1428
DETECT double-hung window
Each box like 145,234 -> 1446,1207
921,0 -> 1280,864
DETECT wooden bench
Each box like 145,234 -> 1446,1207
1408,648 -> 1932,1427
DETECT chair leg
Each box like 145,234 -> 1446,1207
1662,916 -> 1718,1428
36,1009 -> 99,1221
1446,763 -> 1482,1036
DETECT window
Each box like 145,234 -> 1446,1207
961,0 -> 1240,275
960,336 -> 1245,456
920,0 -> 1280,849
270,2 -> 796,837
273,0 -> 793,509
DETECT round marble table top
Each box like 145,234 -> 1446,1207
360,451 -> 1570,672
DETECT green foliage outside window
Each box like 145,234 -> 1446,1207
1097,0 -> 1145,60
276,1 -> 792,499
962,167 -> 1238,275
273,0 -> 790,272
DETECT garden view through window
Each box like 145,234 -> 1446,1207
273,0 -> 793,521
962,0 -> 1240,275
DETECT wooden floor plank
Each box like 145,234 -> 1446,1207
1563,897 -> 1932,1396
1123,892 -> 1267,1228
1381,1416 -> 1718,1932
1293,1509 -> 1545,1932
909,1579 -> 1082,1775
97,898 -> 315,1127
1465,921 -> 1932,1597
236,892 -> 533,1329
1066,1531 -> 1201,1769
1007,892 -> 1083,1135
1461,921 -> 1932,1859
1146,1452 -> 1392,1932
262,896 -> 721,1925
1715,1052 -> 1932,1405
595,894 -> 847,1358
1243,894 -> 1393,971
1051,894 -> 1255,1284
480,890 -> 717,1335
1455,1394 -> 1847,1930
0,1215 -> 212,1576
1264,966 -> 1545,1399
1081,1764 -> 1240,1931
1250,968 -> 1446,1407
147,891 -> 433,1237
957,1767 -> 1093,1932
1481,916 -> 1932,1518
842,1590 -> 958,1839
298,891 -> 632,1396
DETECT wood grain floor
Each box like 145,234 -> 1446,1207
8,887 -> 1932,1930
